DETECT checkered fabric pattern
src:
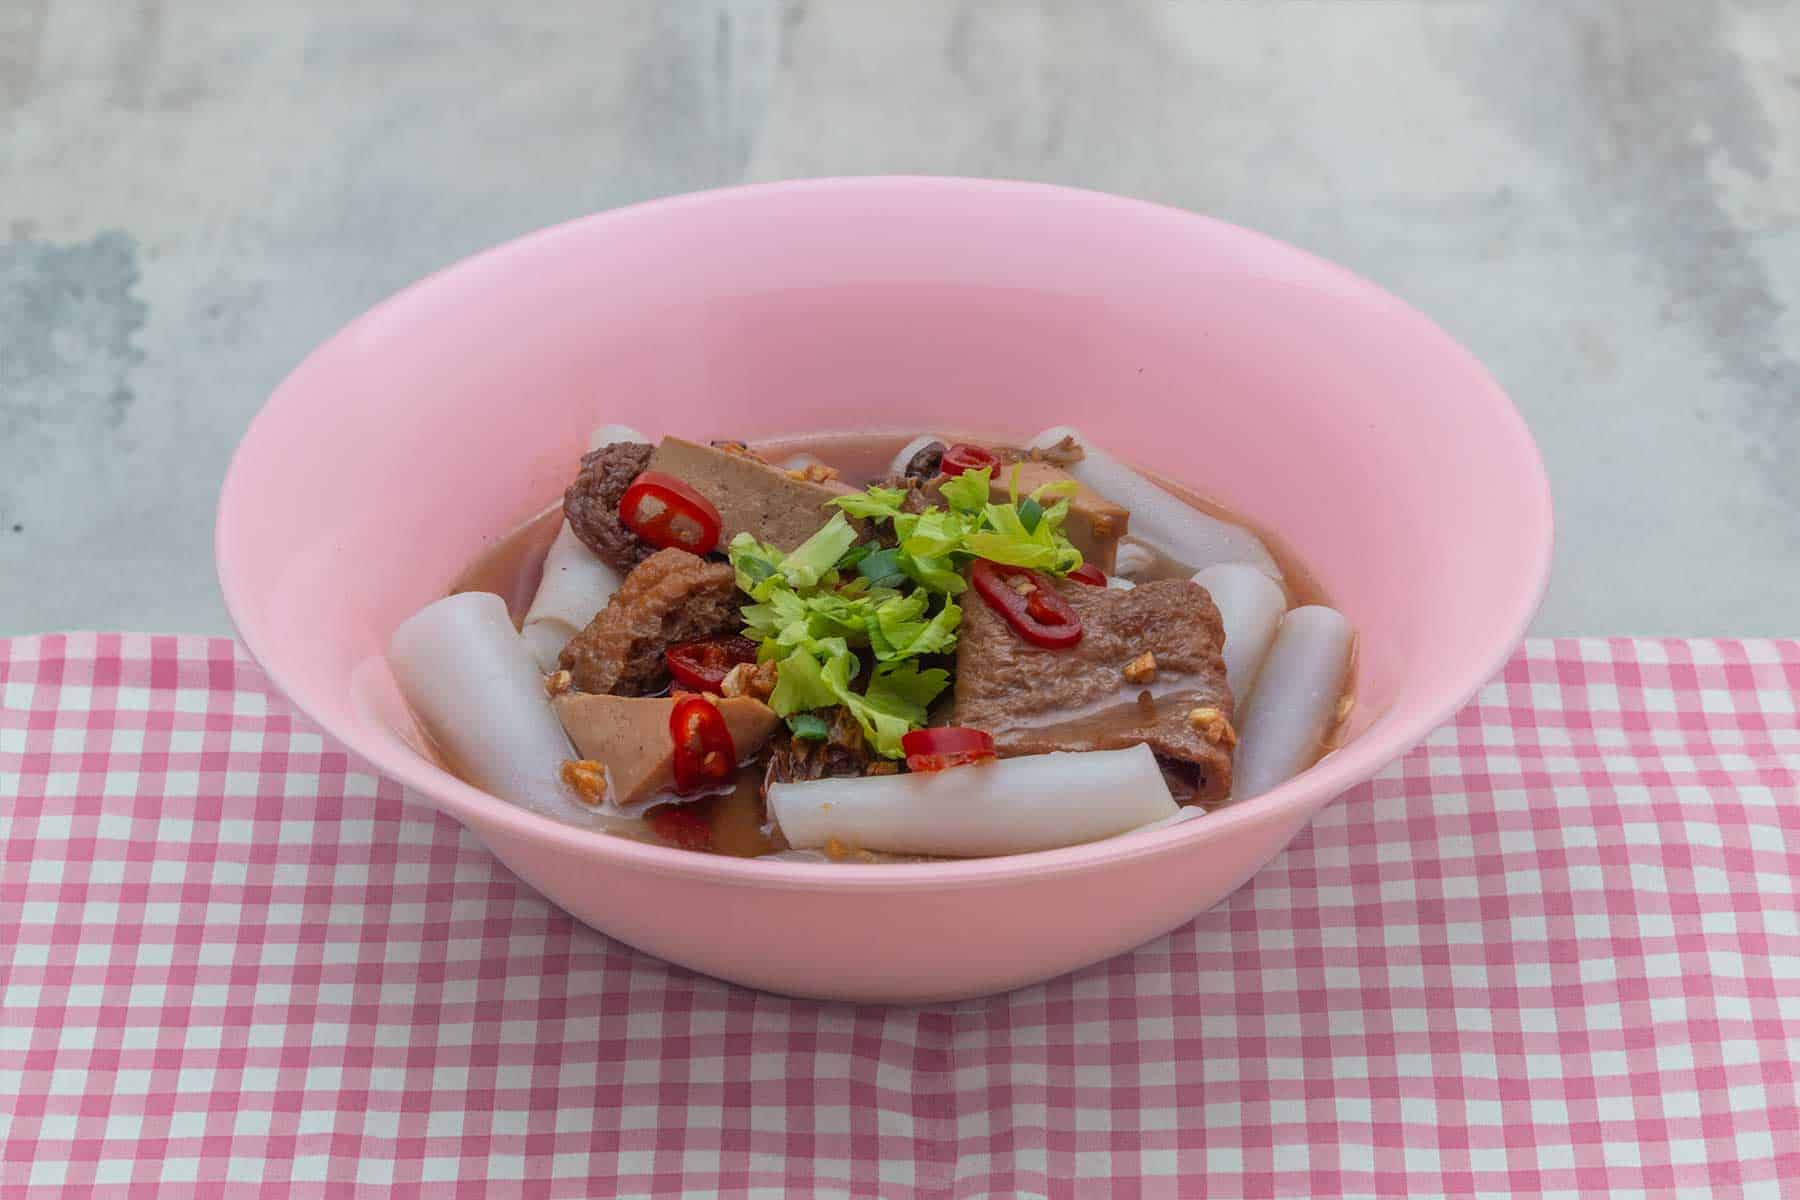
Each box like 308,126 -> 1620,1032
2,634 -> 1797,1198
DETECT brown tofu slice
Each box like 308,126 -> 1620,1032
950,577 -> 1233,804
554,693 -> 780,811
988,461 -> 1129,573
645,437 -> 853,552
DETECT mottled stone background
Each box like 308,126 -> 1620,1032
3,2 -> 1795,635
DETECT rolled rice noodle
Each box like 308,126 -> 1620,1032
767,743 -> 1177,857
1112,541 -> 1156,580
388,592 -> 633,832
1191,563 -> 1286,703
887,434 -> 944,478
522,522 -> 622,671
1230,606 -> 1354,802
1028,425 -> 1280,580
518,424 -> 647,671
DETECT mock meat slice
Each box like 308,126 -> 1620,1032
557,549 -> 740,695
555,694 -> 780,813
645,437 -> 853,551
950,577 -> 1235,805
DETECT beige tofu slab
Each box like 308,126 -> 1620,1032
646,437 -> 853,551
555,693 -> 780,811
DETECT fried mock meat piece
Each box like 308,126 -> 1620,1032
558,548 -> 740,695
563,441 -> 656,571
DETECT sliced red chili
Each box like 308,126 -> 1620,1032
1067,562 -> 1107,587
669,694 -> 737,794
618,470 -> 723,555
646,803 -> 713,852
902,727 -> 997,773
939,443 -> 1000,477
970,559 -> 1084,649
665,634 -> 759,693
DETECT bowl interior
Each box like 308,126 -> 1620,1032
218,178 -> 1550,879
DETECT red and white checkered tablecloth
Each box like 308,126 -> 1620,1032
2,634 -> 1797,1198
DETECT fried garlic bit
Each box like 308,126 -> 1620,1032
544,669 -> 573,698
784,462 -> 841,484
720,659 -> 778,702
1186,706 -> 1238,750
1122,651 -> 1158,684
560,759 -> 608,806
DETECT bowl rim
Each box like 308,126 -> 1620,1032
216,174 -> 1553,891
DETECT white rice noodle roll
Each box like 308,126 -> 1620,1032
1231,606 -> 1354,802
516,421 -> 645,670
768,744 -> 1177,857
1106,575 -> 1136,591
1191,564 -> 1287,703
388,592 -> 633,832
887,434 -> 945,477
1112,541 -> 1156,580
587,423 -> 648,451
1027,425 -> 1280,580
521,522 -> 622,671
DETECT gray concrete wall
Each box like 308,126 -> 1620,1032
3,1 -> 1796,636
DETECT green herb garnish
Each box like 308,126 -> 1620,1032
786,712 -> 831,741
731,463 -> 1083,757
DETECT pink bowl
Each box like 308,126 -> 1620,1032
216,178 -> 1551,1003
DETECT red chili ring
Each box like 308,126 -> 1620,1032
669,694 -> 737,794
901,726 -> 997,773
1067,562 -> 1107,587
666,634 -> 760,693
970,559 -> 1084,648
619,470 -> 723,555
939,443 -> 1000,477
